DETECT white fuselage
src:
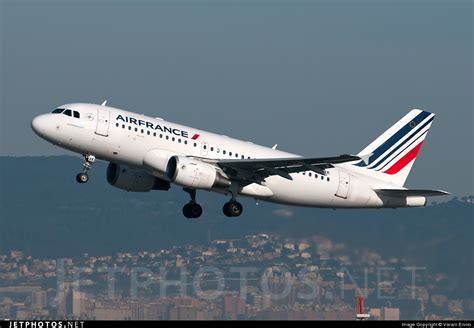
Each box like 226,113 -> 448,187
31,103 -> 407,209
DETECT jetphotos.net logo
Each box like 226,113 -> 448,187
116,114 -> 200,140
7,322 -> 84,328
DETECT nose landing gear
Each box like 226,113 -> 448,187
76,154 -> 95,184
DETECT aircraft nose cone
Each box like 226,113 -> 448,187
31,114 -> 48,137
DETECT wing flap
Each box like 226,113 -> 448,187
218,154 -> 360,169
217,154 -> 360,182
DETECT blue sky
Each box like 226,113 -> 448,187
1,0 -> 472,195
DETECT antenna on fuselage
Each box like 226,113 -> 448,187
272,144 -> 278,150
101,100 -> 108,106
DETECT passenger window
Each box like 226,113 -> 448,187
203,145 -> 207,149
116,123 -> 119,127
147,131 -> 150,135
128,126 -> 132,130
327,177 -> 330,182
321,176 -> 324,180
122,124 -> 125,129
184,140 -> 187,145
63,109 -> 72,116
235,153 -> 238,158
303,172 -> 306,175
160,134 -> 163,138
172,137 -> 175,142
211,147 -> 214,152
153,132 -> 156,137
315,174 -> 318,179
141,129 -> 144,134
178,139 -> 181,143
166,136 -> 169,140
52,108 -> 64,114
135,128 -> 138,132
223,150 -> 226,155
73,111 -> 80,119
194,143 -> 197,147
309,173 -> 312,177
241,155 -> 244,159
229,152 -> 232,156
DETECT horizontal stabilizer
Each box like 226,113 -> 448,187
374,189 -> 450,197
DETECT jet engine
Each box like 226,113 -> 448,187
106,163 -> 170,192
166,156 -> 231,189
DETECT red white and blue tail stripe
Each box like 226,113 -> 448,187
355,109 -> 435,186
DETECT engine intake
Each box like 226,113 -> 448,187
107,163 -> 170,192
166,156 -> 231,189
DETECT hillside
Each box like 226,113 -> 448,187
0,156 -> 472,296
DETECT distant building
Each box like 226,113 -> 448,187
369,308 -> 381,320
448,300 -> 464,315
93,300 -> 131,320
72,291 -> 86,318
31,290 -> 46,310
382,307 -> 400,320
262,294 -> 271,310
57,284 -> 73,317
224,294 -> 246,320
431,294 -> 448,308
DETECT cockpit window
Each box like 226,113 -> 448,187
73,111 -> 80,119
63,109 -> 72,117
52,108 -> 64,114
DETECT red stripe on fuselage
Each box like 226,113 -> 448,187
383,142 -> 424,175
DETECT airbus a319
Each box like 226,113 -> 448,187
31,102 -> 448,218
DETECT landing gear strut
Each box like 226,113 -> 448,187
223,199 -> 243,217
182,188 -> 202,219
76,154 -> 95,184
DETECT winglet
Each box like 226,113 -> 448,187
101,100 -> 108,106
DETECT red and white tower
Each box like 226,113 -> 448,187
356,295 -> 370,320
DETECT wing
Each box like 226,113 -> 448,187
374,189 -> 450,197
216,154 -> 360,183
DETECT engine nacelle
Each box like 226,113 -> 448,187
107,163 -> 170,192
142,149 -> 176,180
166,156 -> 231,189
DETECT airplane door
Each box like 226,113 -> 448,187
335,170 -> 350,199
95,108 -> 110,137
201,142 -> 209,156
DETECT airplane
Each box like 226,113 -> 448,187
31,102 -> 449,218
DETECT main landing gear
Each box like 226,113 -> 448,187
223,199 -> 243,217
180,189 -> 243,219
76,154 -> 95,184
182,188 -> 203,219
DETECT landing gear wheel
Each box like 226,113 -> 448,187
183,203 -> 202,219
223,201 -> 243,217
182,188 -> 202,219
76,173 -> 89,184
76,154 -> 95,184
